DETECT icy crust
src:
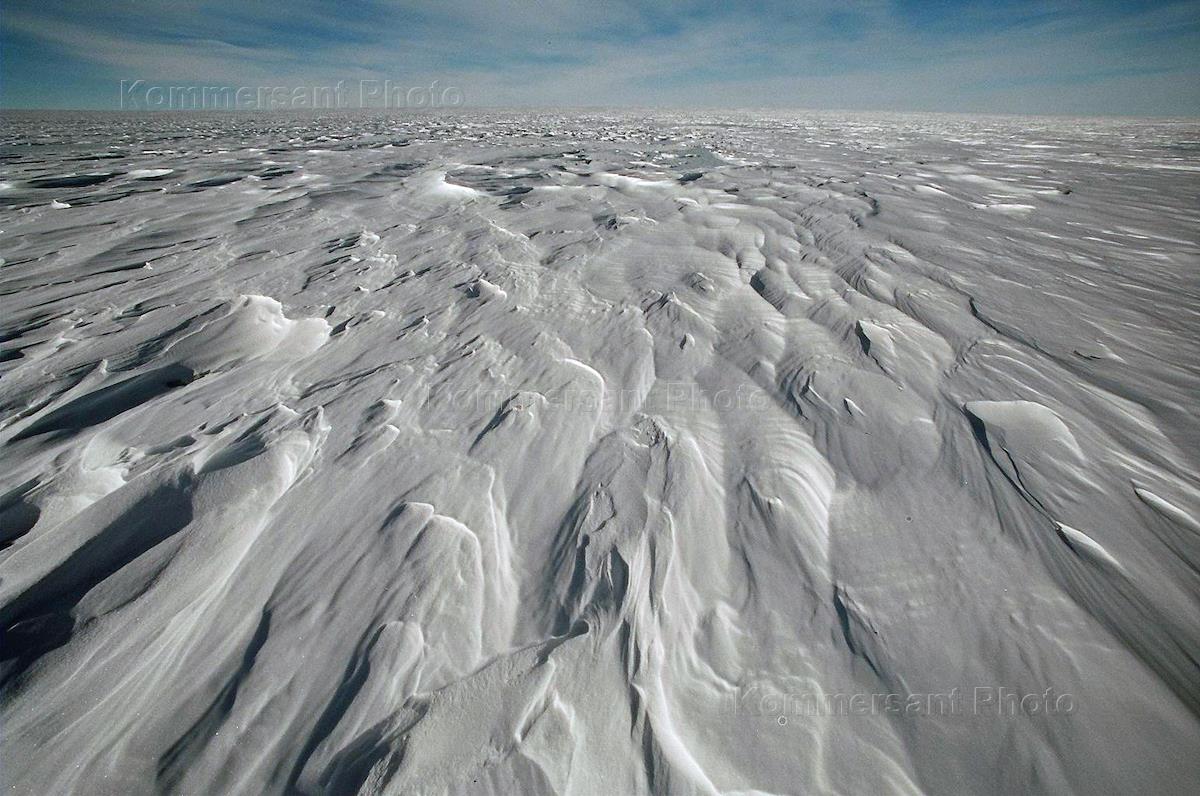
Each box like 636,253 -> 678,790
1,111 -> 1199,795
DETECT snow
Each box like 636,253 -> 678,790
1,110 -> 1199,794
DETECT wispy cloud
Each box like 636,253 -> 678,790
2,0 -> 1198,114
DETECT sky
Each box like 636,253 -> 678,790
2,0 -> 1199,115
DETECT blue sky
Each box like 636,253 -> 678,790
2,0 -> 1199,114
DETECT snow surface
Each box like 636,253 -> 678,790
1,110 -> 1199,794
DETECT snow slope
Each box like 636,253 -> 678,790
1,110 -> 1199,794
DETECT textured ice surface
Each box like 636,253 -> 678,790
1,110 -> 1199,794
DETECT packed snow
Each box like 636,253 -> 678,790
1,110 -> 1199,794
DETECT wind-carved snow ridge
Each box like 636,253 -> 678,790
1,111 -> 1199,794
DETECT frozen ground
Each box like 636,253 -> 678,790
1,110 -> 1199,795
